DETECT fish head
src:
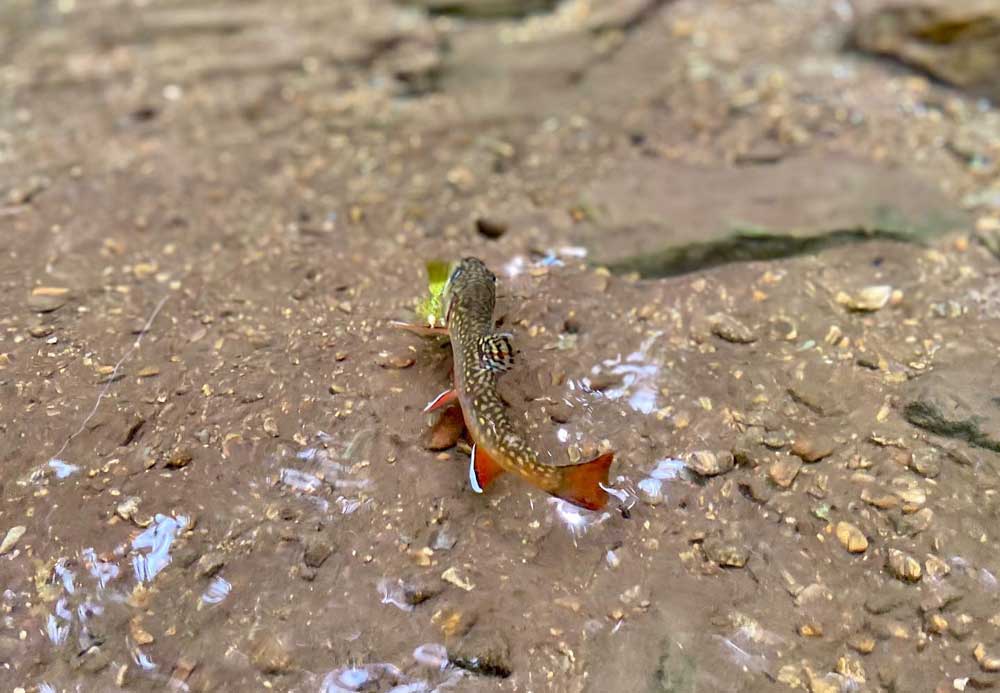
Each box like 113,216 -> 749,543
442,257 -> 496,326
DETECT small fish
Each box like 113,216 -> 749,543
431,257 -> 614,511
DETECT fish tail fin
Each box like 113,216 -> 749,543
555,452 -> 614,511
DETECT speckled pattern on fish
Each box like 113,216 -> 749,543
442,257 -> 614,510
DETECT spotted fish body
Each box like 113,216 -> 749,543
441,257 -> 613,510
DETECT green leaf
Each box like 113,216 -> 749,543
426,260 -> 451,295
416,259 -> 451,327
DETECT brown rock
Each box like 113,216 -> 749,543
704,529 -> 749,568
909,448 -> 941,478
853,1 -> 1000,102
925,554 -> 951,579
974,643 -> 1000,672
381,355 -> 415,369
798,622 -> 823,637
836,654 -> 866,685
738,473 -> 773,503
848,634 -> 876,654
435,608 -> 477,639
28,286 -> 70,313
129,618 -> 155,645
303,536 -> 335,568
861,487 -> 899,510
836,521 -> 869,553
926,613 -> 948,634
791,435 -> 836,463
424,406 -> 465,451
0,526 -> 26,555
166,448 -> 193,469
836,285 -> 892,312
684,450 -> 734,477
808,673 -> 845,693
709,313 -> 757,344
893,507 -> 934,536
196,551 -> 226,578
769,457 -> 802,488
886,549 -> 922,583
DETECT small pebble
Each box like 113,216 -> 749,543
196,551 -> 226,578
886,549 -> 922,582
909,448 -> 941,478
27,286 -> 70,313
769,457 -> 802,488
0,526 -> 26,554
836,655 -> 866,684
837,285 -> 892,312
263,417 -> 279,437
441,567 -> 475,591
382,355 -> 415,369
684,450 -> 734,477
791,436 -> 835,463
704,534 -> 748,568
926,613 -> 948,634
836,521 -> 868,553
974,643 -> 1000,672
847,634 -> 875,654
709,313 -> 756,344
303,536 -> 335,568
925,554 -> 950,579
166,449 -> 194,469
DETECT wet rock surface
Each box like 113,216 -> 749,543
853,0 -> 1000,102
2,0 -> 1000,691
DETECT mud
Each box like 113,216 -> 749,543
2,1 -> 1000,692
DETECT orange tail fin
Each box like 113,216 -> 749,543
555,452 -> 614,511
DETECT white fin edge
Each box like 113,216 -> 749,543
469,443 -> 484,494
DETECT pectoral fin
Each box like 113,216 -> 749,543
469,443 -> 506,493
423,388 -> 458,413
478,333 -> 515,374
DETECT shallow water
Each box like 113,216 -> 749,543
4,0 -> 1000,690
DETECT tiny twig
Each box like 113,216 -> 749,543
49,294 -> 170,463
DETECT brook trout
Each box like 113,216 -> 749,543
430,257 -> 614,511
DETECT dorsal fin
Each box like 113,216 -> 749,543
478,333 -> 515,374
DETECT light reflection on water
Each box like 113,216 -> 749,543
592,332 -> 664,415
636,457 -> 686,504
503,246 -> 588,278
202,576 -> 231,605
48,459 -> 80,479
40,510 -> 193,678
280,436 -> 373,515
318,645 -> 466,693
548,497 -> 611,536
132,514 -> 190,583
